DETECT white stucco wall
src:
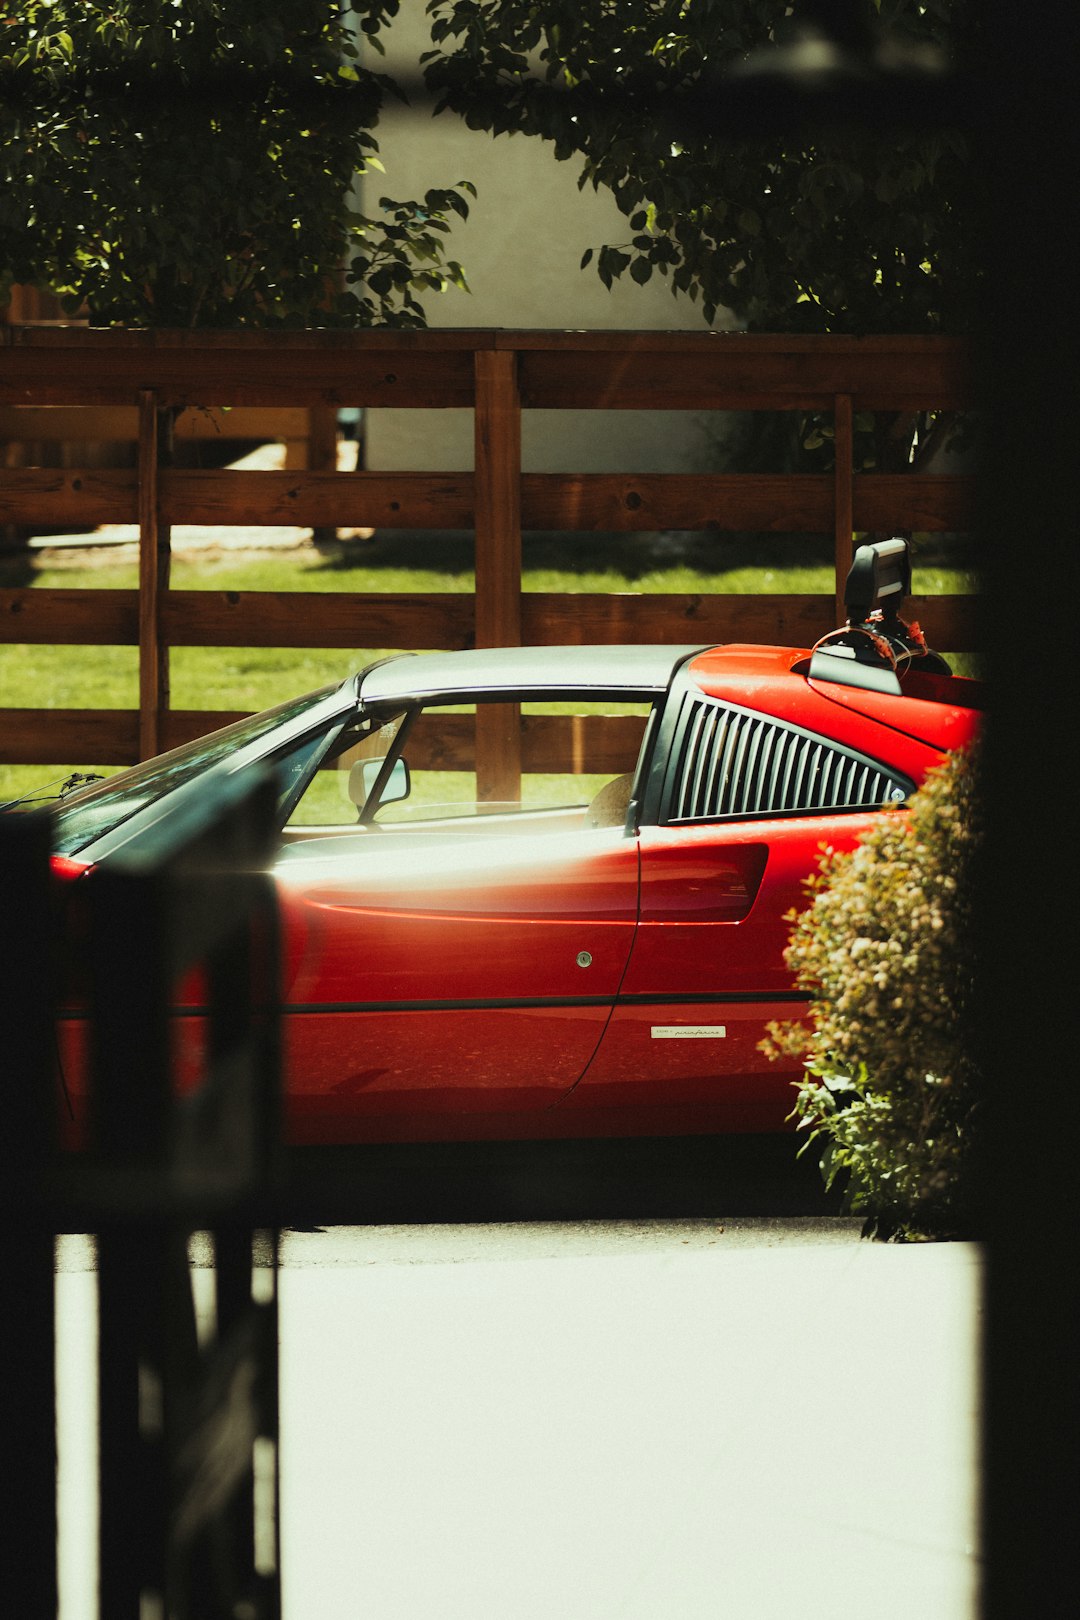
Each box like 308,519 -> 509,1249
359,6 -> 735,479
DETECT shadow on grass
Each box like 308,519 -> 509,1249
308,528 -> 978,582
309,528 -> 839,581
1,529 -> 978,590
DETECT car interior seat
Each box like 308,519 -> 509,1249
584,773 -> 634,829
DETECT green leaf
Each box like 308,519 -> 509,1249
596,245 -> 631,289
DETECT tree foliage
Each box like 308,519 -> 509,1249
422,0 -> 976,334
763,744 -> 982,1237
1,0 -> 473,327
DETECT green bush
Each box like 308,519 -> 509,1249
1,2 -> 473,328
763,743 -> 982,1239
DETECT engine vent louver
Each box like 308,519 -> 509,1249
669,699 -> 910,822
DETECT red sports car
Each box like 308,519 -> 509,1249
45,539 -> 982,1144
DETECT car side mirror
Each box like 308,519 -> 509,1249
348,757 -> 411,810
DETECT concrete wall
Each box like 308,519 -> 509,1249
359,6 -> 735,478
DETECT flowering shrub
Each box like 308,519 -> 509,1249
763,743 -> 981,1237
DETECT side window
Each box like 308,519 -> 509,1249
283,698 -> 655,831
665,697 -> 912,823
373,699 -> 653,826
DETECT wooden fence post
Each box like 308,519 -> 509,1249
833,393 -> 855,625
474,348 -> 522,803
307,404 -> 339,544
138,389 -> 171,761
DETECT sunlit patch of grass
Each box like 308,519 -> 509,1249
0,643 -> 139,708
11,550 -> 979,598
174,555 -> 477,594
911,567 -> 979,596
169,646 -> 370,712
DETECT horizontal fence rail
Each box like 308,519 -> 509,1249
0,328 -> 976,774
0,468 -> 974,533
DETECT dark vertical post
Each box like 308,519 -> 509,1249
474,346 -> 523,803
977,4 -> 1080,1613
89,766 -> 281,1619
97,1224 -> 173,1618
833,392 -> 854,625
92,865 -> 174,1618
138,389 -> 172,761
0,811 -> 57,1615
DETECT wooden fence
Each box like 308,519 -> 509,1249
0,328 -> 975,770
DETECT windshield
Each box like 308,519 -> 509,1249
52,686 -> 341,856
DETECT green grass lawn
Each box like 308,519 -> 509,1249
0,543 -> 979,806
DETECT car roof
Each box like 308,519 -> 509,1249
357,644 -> 708,704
